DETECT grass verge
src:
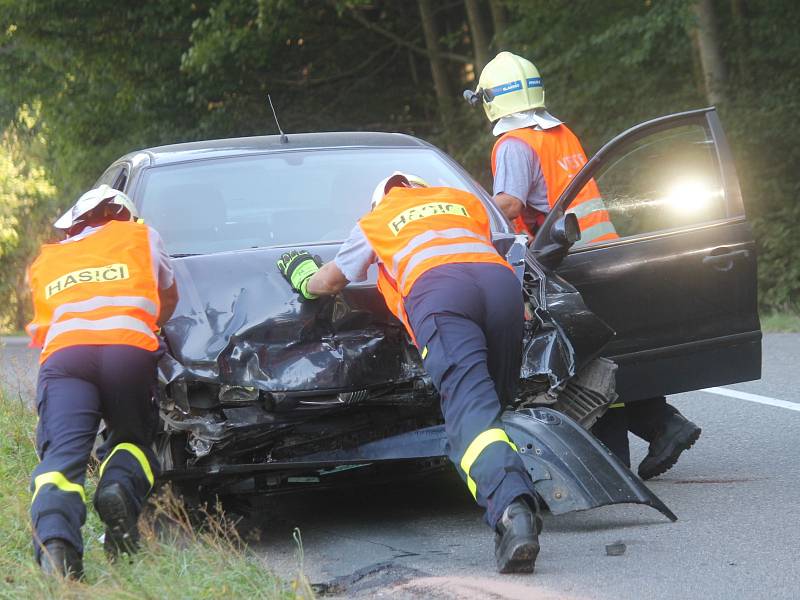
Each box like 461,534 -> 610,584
0,391 -> 307,600
0,330 -> 25,337
760,311 -> 800,333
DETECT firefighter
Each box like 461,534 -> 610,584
468,51 -> 702,479
277,173 -> 542,574
26,185 -> 178,579
466,51 -> 617,244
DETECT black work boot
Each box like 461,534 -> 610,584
40,539 -> 84,580
494,497 -> 542,574
94,482 -> 140,558
638,412 -> 702,480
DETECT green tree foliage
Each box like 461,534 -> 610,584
0,107 -> 58,330
0,0 -> 798,324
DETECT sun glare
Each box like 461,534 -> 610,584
664,178 -> 721,212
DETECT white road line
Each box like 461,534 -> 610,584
702,387 -> 800,412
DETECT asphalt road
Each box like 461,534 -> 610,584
3,334 -> 799,599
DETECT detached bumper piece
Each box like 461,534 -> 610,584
502,408 -> 677,521
281,407 -> 676,521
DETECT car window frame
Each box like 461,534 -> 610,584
531,108 -> 746,253
94,162 -> 130,191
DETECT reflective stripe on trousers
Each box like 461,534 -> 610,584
31,471 -> 86,504
399,242 -> 500,291
460,428 -> 518,499
99,443 -> 155,488
43,315 -> 157,350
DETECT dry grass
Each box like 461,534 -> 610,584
0,386 -> 305,600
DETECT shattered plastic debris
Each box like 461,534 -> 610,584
605,541 -> 626,556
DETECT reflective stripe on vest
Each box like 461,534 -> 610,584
491,126 -> 619,243
27,221 -> 161,362
51,295 -> 158,323
576,222 -> 618,246
44,315 -> 158,349
566,197 -> 605,220
392,227 -> 489,273
398,241 -> 501,292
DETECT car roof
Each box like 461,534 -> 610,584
118,132 -> 432,167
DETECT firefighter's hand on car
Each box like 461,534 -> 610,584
277,250 -> 321,299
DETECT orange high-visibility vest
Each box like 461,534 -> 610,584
491,125 -> 618,244
27,220 -> 161,363
359,186 -> 513,340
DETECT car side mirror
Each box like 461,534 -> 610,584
552,213 -> 581,247
529,213 -> 581,270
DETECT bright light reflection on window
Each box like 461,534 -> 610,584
664,178 -> 722,212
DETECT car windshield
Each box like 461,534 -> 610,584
137,147 -> 487,256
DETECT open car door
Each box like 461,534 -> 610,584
531,108 -> 761,401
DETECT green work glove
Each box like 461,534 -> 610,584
277,250 -> 321,299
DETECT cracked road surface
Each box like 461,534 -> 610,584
3,334 -> 799,599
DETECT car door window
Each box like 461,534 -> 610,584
563,121 -> 729,248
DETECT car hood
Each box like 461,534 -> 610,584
160,244 -> 424,393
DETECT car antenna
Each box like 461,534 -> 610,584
267,94 -> 289,144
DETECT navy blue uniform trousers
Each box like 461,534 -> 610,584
30,344 -> 161,560
591,396 -> 676,466
405,262 -> 536,528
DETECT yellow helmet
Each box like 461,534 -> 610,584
468,52 -> 546,122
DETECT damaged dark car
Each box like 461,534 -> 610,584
96,107 -> 760,519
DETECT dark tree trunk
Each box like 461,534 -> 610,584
418,0 -> 453,119
489,0 -> 507,49
465,0 -> 491,71
692,0 -> 727,105
730,0 -> 751,83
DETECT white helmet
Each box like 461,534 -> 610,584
54,184 -> 139,230
370,172 -> 429,210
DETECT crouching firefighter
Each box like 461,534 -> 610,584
25,185 -> 179,579
277,173 -> 542,574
